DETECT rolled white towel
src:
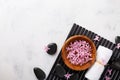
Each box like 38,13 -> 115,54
85,46 -> 113,80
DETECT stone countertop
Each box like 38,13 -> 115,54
0,0 -> 120,80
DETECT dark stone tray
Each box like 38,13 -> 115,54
46,23 -> 120,80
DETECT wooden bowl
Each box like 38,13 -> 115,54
62,35 -> 96,71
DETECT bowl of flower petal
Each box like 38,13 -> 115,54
62,35 -> 96,71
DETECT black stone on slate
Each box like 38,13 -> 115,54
47,43 -> 57,55
33,67 -> 46,80
55,64 -> 66,78
115,36 -> 120,44
110,59 -> 120,70
69,73 -> 79,80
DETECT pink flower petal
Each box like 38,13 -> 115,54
105,76 -> 111,80
44,46 -> 50,52
116,43 -> 120,49
94,35 -> 100,41
107,69 -> 112,75
66,40 -> 92,65
64,73 -> 72,80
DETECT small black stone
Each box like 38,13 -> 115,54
69,73 -> 79,80
115,36 -> 120,44
47,43 -> 57,55
33,67 -> 46,80
110,59 -> 120,70
55,64 -> 66,78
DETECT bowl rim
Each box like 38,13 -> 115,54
61,35 -> 96,71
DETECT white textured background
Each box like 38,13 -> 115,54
0,0 -> 120,80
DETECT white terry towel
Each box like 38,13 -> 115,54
85,46 -> 113,80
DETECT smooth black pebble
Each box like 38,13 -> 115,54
47,43 -> 57,55
33,67 -> 46,80
69,73 -> 79,80
110,59 -> 120,70
115,36 -> 120,44
55,64 -> 66,78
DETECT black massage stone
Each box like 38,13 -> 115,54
115,36 -> 120,44
33,67 -> 46,80
47,43 -> 57,55
111,59 -> 120,70
55,64 -> 66,78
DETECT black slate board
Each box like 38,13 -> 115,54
46,23 -> 120,80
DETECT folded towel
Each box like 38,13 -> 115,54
85,46 -> 113,80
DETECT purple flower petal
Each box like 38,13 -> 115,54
66,40 -> 92,65
94,35 -> 100,41
44,46 -> 50,52
105,76 -> 111,80
107,69 -> 112,75
64,73 -> 72,80
116,43 -> 120,49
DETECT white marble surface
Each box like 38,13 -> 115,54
0,0 -> 120,80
